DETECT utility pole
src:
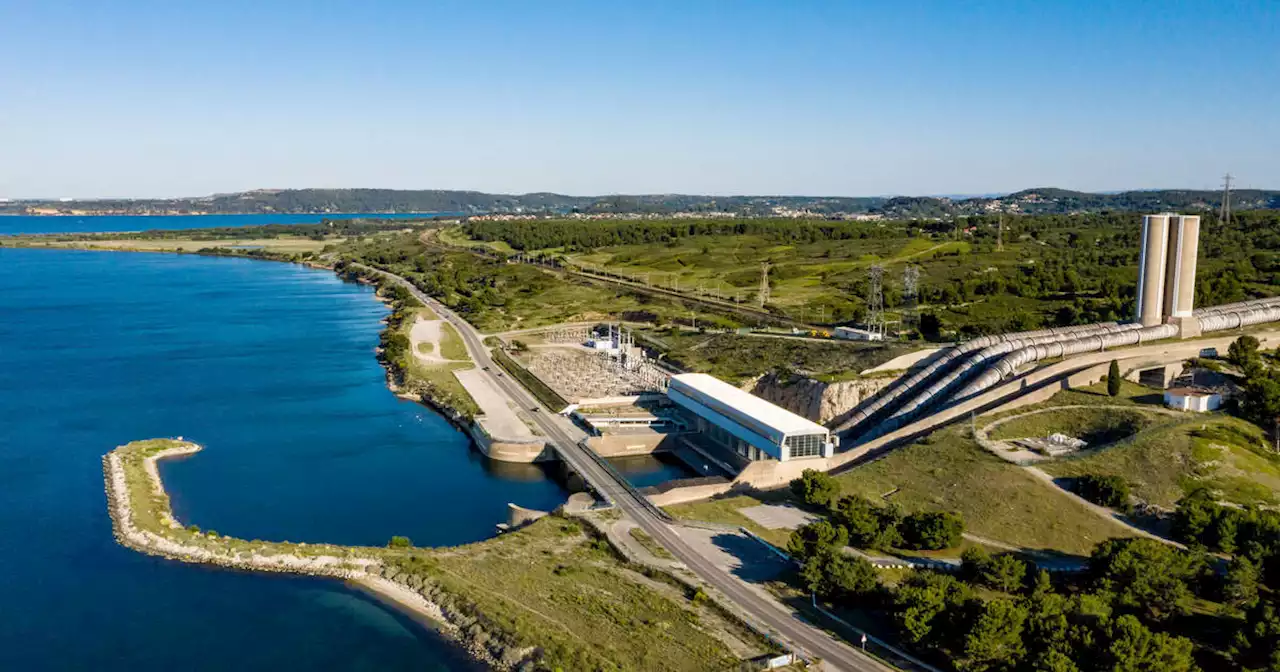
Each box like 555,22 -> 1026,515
1221,173 -> 1234,227
758,262 -> 771,308
997,215 -> 1004,252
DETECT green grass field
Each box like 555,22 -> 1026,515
638,329 -> 905,384
397,520 -> 765,671
989,406 -> 1162,444
397,308 -> 480,417
1042,416 -> 1280,507
834,427 -> 1134,556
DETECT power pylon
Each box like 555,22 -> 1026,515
903,265 -> 920,333
758,262 -> 771,308
868,265 -> 886,340
1221,173 -> 1233,227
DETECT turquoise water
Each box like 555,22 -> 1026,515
0,249 -> 570,670
0,213 -> 443,235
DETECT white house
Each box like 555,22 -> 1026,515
1164,387 -> 1222,412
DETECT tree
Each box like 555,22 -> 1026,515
833,495 -> 902,549
894,572 -> 971,645
1090,538 -> 1198,622
961,547 -> 1028,593
1074,474 -> 1131,509
387,535 -> 413,548
1107,360 -> 1122,397
920,313 -> 942,341
803,551 -> 879,602
1224,556 -> 1261,610
901,511 -> 964,550
1229,334 -> 1262,368
790,469 -> 841,509
786,520 -> 849,562
1101,615 -> 1197,672
1230,599 -> 1280,670
955,599 -> 1028,672
1029,650 -> 1080,672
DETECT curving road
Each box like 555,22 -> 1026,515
351,263 -> 892,672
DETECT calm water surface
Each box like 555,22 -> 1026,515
0,248 -> 569,670
0,212 -> 442,235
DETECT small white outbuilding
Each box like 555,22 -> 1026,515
1164,387 -> 1222,412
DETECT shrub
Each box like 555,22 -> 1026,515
1107,360 -> 1121,397
832,494 -> 902,549
962,547 -> 1029,594
790,469 -> 841,509
1229,335 -> 1261,368
786,520 -> 849,562
387,535 -> 413,549
900,511 -> 964,550
1075,474 -> 1131,509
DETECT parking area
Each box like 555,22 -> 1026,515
738,504 -> 820,530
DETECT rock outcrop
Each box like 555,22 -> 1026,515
747,371 -> 897,426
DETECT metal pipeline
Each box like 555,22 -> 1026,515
836,323 -> 1120,436
950,300 -> 1280,405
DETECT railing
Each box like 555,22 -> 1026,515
573,438 -> 674,522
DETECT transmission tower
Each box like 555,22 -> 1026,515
902,265 -> 920,333
758,262 -> 771,308
868,265 -> 886,340
996,215 -> 1004,252
1221,173 -> 1233,227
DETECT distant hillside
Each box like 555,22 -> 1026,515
3,187 -> 1276,218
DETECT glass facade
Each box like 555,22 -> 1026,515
785,433 -> 825,459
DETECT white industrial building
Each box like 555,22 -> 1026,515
667,373 -> 835,462
835,326 -> 884,342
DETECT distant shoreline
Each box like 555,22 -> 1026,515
0,211 -> 441,217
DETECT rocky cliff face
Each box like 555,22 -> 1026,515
748,372 -> 896,426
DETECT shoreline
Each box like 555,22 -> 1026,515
101,440 -> 506,667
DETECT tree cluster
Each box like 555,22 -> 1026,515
888,539 -> 1203,672
789,470 -> 966,553
1073,474 -> 1131,510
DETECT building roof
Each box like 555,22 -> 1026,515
1166,387 -> 1218,397
669,373 -> 827,436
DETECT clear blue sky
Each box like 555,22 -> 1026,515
2,0 -> 1276,199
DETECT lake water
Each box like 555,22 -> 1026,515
0,247 -> 687,670
0,213 -> 443,235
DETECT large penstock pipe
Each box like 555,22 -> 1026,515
950,299 -> 1280,405
837,323 -> 1119,437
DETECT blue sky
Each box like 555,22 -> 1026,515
1,1 -> 1276,198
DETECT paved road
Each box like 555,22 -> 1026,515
353,264 -> 891,672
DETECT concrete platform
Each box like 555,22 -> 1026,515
454,368 -> 536,441
739,504 -> 820,530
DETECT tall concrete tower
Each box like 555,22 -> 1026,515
1163,214 -> 1201,319
1135,214 -> 1170,327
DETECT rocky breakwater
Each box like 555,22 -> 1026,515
748,371 -> 896,425
100,439 -> 526,669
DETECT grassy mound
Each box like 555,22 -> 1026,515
834,427 -> 1133,555
1042,417 -> 1280,507
989,407 -> 1160,445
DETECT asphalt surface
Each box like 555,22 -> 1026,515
355,263 -> 893,671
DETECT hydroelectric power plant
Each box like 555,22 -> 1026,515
837,213 -> 1280,447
